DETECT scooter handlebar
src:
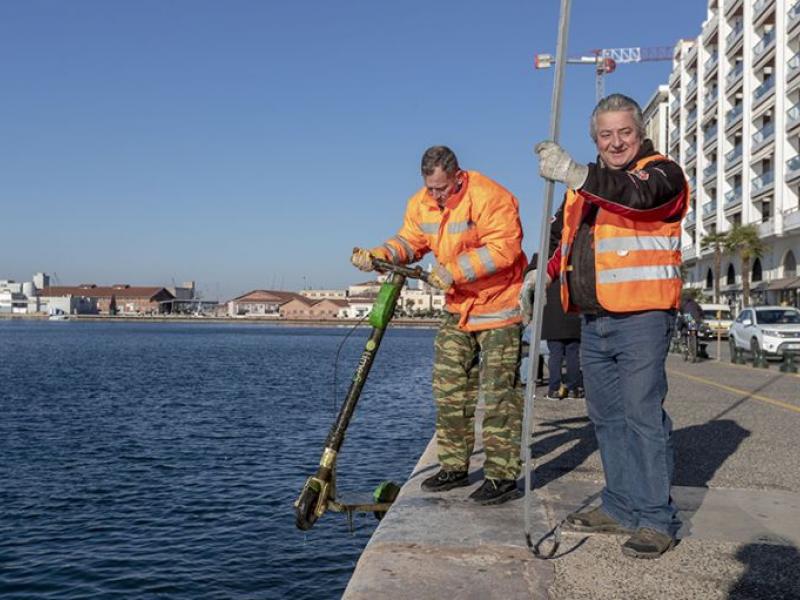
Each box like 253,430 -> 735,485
371,258 -> 430,283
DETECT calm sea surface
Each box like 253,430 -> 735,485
0,321 -> 436,599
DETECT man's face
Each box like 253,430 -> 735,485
424,166 -> 458,204
595,110 -> 642,170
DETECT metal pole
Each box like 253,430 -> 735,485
522,0 -> 572,553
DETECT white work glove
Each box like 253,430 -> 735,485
428,264 -> 454,291
351,247 -> 375,272
520,269 -> 537,326
535,140 -> 589,190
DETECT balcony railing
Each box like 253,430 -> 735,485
688,176 -> 697,190
786,155 -> 800,181
726,62 -> 744,87
726,103 -> 743,127
790,0 -> 800,31
751,171 -> 774,195
686,76 -> 697,98
669,128 -> 680,144
686,145 -> 697,161
752,122 -> 775,152
670,98 -> 680,115
753,0 -> 770,18
686,108 -> 698,127
703,162 -> 718,181
702,201 -> 717,218
753,29 -> 776,61
725,144 -> 742,167
753,76 -> 775,105
682,245 -> 697,261
724,186 -> 742,209
785,207 -> 800,232
685,211 -> 696,227
726,22 -> 743,48
757,220 -> 775,238
788,53 -> 800,83
704,53 -> 718,74
789,103 -> 800,130
704,124 -> 718,145
703,89 -> 718,110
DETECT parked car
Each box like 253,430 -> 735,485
729,306 -> 800,358
700,303 -> 734,339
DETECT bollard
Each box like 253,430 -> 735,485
734,346 -> 747,365
752,347 -> 769,369
779,352 -> 798,374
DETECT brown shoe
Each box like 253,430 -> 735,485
565,507 -> 633,535
621,527 -> 676,559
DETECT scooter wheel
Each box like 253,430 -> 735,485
295,483 -> 321,531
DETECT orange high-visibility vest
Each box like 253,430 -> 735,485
370,171 -> 526,332
559,154 -> 689,313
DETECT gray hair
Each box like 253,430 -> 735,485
589,93 -> 646,142
421,146 -> 459,176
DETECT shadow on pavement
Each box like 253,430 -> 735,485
728,542 -> 800,599
672,419 -> 751,487
530,416 -> 596,488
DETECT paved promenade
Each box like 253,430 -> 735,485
343,344 -> 800,600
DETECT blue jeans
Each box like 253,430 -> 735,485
580,310 -> 680,537
547,339 -> 581,394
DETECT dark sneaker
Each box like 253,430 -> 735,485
545,388 -> 565,401
565,507 -> 633,535
420,469 -> 469,492
622,527 -> 675,559
568,387 -> 585,399
468,478 -> 520,505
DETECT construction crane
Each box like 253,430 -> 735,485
534,46 -> 674,101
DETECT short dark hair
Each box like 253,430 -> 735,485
421,146 -> 459,176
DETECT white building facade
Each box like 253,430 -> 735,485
663,0 -> 800,309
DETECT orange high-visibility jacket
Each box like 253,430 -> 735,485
559,154 -> 689,313
371,171 -> 526,332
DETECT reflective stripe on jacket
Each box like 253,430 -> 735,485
371,170 -> 526,332
559,154 -> 689,313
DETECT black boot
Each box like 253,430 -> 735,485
420,469 -> 469,492
468,478 -> 520,505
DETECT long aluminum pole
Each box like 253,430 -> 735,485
522,0 -> 571,554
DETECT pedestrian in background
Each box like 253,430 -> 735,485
524,93 -> 689,559
522,252 -> 583,400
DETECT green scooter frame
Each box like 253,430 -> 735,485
294,258 -> 429,531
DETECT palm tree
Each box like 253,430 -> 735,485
700,231 -> 728,303
725,224 -> 765,306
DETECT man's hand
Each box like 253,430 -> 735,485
519,269 -> 552,326
535,140 -> 589,190
428,264 -> 453,291
351,247 -> 375,272
520,269 -> 537,326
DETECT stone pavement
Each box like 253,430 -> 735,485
343,348 -> 800,600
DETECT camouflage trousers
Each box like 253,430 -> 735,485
432,312 -> 523,480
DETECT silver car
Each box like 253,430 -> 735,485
729,306 -> 800,358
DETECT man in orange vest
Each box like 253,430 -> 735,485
352,145 -> 527,505
524,94 -> 688,558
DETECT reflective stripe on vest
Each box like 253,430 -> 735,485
392,235 -> 415,260
466,307 -> 520,327
597,265 -> 681,284
419,222 -> 439,234
458,255 -> 476,282
447,220 -> 474,234
476,246 -> 497,275
382,243 -> 400,263
595,236 -> 680,254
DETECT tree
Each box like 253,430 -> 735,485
700,231 -> 728,303
725,224 -> 765,307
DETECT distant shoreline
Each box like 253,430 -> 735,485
0,313 -> 440,329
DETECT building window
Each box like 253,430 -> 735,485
752,258 -> 762,282
705,268 -> 713,290
785,251 -> 797,278
726,264 -> 736,286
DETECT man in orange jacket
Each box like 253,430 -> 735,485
525,94 -> 688,558
352,145 -> 527,505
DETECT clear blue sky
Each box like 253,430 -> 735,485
1,0 -> 706,300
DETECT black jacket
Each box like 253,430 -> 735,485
550,139 -> 686,314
